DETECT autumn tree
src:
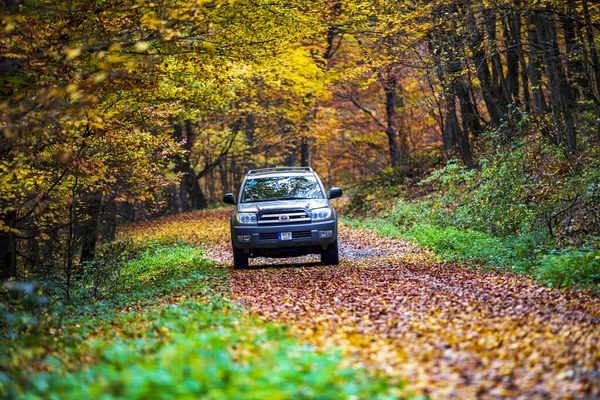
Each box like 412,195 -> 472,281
0,0 -> 325,295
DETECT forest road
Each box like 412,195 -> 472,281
208,218 -> 600,399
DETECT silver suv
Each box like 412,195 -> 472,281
223,167 -> 342,269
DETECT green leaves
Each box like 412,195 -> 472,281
2,238 -> 401,399
537,249 -> 600,291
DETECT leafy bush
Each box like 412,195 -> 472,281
536,249 -> 600,291
77,238 -> 137,301
347,115 -> 600,291
26,301 -> 396,399
119,244 -> 210,290
0,281 -> 49,340
405,224 -> 534,269
346,216 -> 537,272
2,242 -> 404,399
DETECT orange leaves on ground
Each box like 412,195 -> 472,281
118,208 -> 231,252
180,215 -> 600,399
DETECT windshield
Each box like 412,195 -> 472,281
241,176 -> 325,203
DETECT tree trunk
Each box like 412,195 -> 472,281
166,183 -> 182,215
245,113 -> 256,170
384,77 -> 403,168
503,13 -> 521,102
218,161 -> 229,195
562,0 -> 586,99
456,81 -> 482,137
580,0 -> 600,99
24,229 -> 40,272
0,211 -> 17,280
79,193 -> 102,263
189,169 -> 208,209
470,24 -> 506,126
533,11 -> 577,153
513,7 -> 531,113
445,100 -> 474,168
40,230 -> 57,267
486,12 -> 513,107
301,137 -> 311,167
527,17 -> 550,114
100,194 -> 117,244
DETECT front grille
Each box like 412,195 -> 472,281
293,231 -> 312,239
258,210 -> 310,225
260,232 -> 279,241
259,231 -> 312,241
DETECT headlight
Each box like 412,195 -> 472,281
311,207 -> 332,221
236,212 -> 257,225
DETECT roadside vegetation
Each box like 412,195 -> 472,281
1,212 -> 405,399
2,0 -> 600,397
346,118 -> 600,293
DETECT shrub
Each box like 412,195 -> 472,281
3,242 -> 405,399
536,249 -> 600,291
27,312 -> 397,399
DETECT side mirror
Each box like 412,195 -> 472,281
223,193 -> 236,205
329,187 -> 343,199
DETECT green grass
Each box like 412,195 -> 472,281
536,249 -> 600,291
344,216 -> 536,271
345,199 -> 599,293
2,242 -> 406,399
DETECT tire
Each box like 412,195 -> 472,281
321,240 -> 339,265
232,246 -> 249,269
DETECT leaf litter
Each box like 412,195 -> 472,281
187,210 -> 599,399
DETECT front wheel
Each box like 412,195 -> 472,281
232,246 -> 249,269
321,241 -> 339,265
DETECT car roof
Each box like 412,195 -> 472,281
245,167 -> 315,179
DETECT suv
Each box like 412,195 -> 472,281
223,167 -> 342,269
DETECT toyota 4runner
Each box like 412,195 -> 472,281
223,167 -> 342,269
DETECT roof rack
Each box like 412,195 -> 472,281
247,167 -> 313,175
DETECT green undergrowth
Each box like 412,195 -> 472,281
345,201 -> 599,293
345,129 -> 600,293
343,217 -> 538,272
2,240 -> 406,399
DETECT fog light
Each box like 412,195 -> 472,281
237,234 -> 251,242
319,230 -> 333,238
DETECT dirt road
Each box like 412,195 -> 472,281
206,215 -> 600,399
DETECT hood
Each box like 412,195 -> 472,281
237,199 -> 329,213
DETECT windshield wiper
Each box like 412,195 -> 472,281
278,196 -> 308,200
242,198 -> 279,203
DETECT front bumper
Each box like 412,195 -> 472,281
231,220 -> 337,251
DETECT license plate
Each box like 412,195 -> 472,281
278,232 -> 292,241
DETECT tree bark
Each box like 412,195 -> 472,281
79,193 -> 102,263
24,228 -> 40,272
100,194 -> 117,244
456,81 -> 482,137
581,0 -> 600,98
486,12 -> 513,107
504,13 -> 521,102
470,18 -> 506,126
301,137 -> 311,167
0,211 -> 17,280
445,99 -> 474,168
429,29 -> 475,167
562,0 -> 586,99
513,7 -> 531,113
527,17 -> 550,114
219,161 -> 229,195
383,76 -> 404,168
40,230 -> 57,267
188,169 -> 208,210
245,113 -> 256,170
533,10 -> 577,152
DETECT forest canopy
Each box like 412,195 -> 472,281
1,0 -> 599,295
